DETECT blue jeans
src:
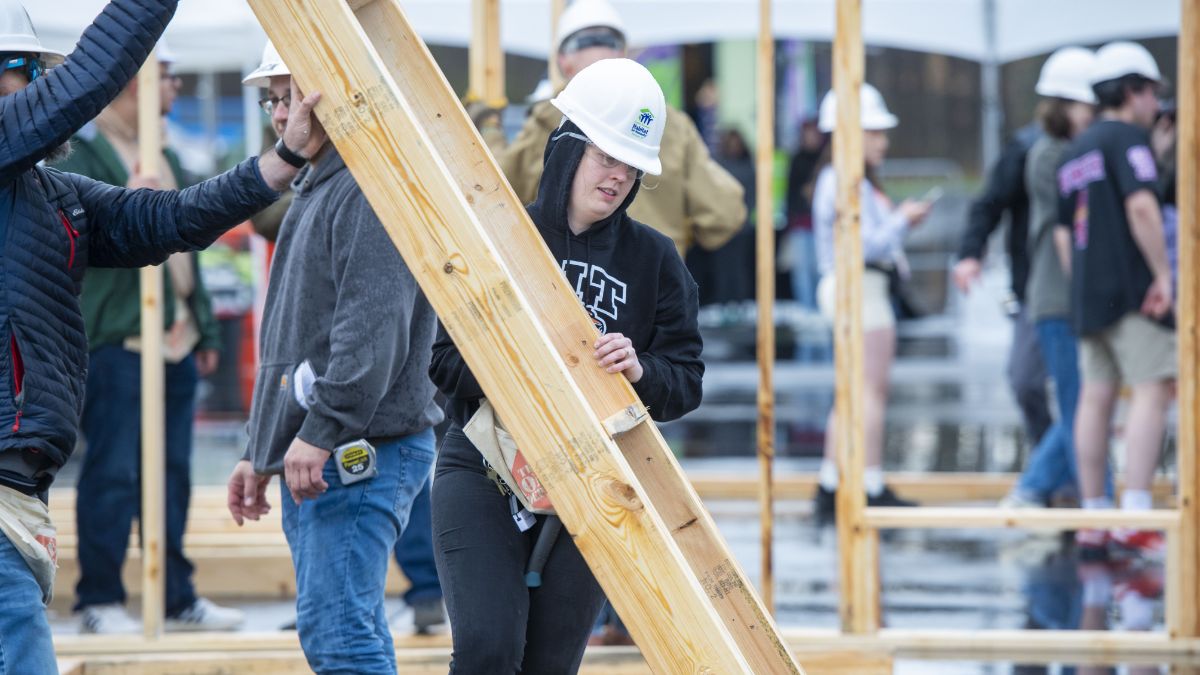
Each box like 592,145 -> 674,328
0,532 -> 56,674
788,228 -> 818,310
1017,319 -> 1112,499
282,428 -> 435,675
75,346 -> 198,615
393,476 -> 441,605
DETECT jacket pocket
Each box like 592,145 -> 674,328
9,325 -> 25,433
58,210 -> 78,270
249,362 -> 310,470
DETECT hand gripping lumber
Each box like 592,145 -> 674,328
247,1 -> 803,672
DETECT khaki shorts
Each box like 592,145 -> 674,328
817,268 -> 895,332
1080,312 -> 1176,385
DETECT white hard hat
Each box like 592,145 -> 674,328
550,58 -> 665,176
0,2 -> 64,67
242,41 -> 289,88
155,38 -> 177,65
1036,47 -> 1096,103
817,83 -> 898,133
556,0 -> 626,54
1088,41 -> 1161,86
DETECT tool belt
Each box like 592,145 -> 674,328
464,399 -> 554,516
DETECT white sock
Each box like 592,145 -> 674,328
818,460 -> 839,491
864,466 -> 885,498
1082,496 -> 1114,510
1121,489 -> 1153,511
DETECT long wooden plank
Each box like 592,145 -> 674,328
831,0 -> 878,636
864,506 -> 1181,530
1177,0 -> 1199,639
755,0 -> 777,616
348,1 -> 801,672
248,2 -> 754,672
135,48 -> 166,641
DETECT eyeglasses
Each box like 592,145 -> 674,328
258,93 -> 291,115
585,144 -> 642,180
1,55 -> 42,83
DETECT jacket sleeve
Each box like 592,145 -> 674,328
0,0 -> 178,184
631,253 -> 705,422
428,322 -> 485,401
74,157 -> 279,268
681,114 -> 748,251
958,137 -> 1027,260
296,188 -> 419,449
498,111 -> 549,206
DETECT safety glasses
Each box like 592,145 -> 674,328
551,130 -> 644,180
1,55 -> 42,83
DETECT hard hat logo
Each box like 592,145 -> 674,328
631,108 -> 654,139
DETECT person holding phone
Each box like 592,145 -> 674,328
809,83 -> 934,521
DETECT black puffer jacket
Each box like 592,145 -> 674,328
430,120 -> 704,427
0,0 -> 280,493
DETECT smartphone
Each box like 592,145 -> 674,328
920,186 -> 944,204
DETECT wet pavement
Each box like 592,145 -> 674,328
48,263 -> 1184,673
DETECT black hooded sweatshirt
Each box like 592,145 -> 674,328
429,120 -> 704,427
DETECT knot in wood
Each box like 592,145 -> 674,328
602,478 -> 643,512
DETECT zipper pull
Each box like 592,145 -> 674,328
12,409 -> 22,433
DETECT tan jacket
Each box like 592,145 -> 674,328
498,100 -> 747,258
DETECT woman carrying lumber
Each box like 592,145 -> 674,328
429,58 -> 703,672
811,84 -> 935,521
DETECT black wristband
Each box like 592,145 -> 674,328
274,137 -> 307,169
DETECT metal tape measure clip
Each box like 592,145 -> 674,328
333,439 -> 379,485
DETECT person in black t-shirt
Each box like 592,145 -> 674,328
1053,41 -> 1173,559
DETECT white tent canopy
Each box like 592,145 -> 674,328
32,0 -> 1179,73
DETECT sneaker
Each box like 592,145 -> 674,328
165,598 -> 245,632
79,603 -> 140,634
813,485 -> 836,523
998,491 -> 1046,509
411,598 -> 446,635
1075,528 -> 1111,561
867,486 -> 917,508
1111,529 -> 1166,560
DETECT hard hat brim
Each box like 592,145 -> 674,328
242,66 -> 290,89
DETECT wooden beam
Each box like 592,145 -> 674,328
548,0 -> 565,90
344,2 -> 800,672
248,1 -> 796,672
755,0 -> 776,615
863,506 -> 1180,530
135,48 -> 165,641
1177,0 -> 1200,639
831,0 -> 877,636
468,0 -> 506,107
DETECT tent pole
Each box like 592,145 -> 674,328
549,0 -> 565,90
136,49 -> 166,640
755,0 -> 776,615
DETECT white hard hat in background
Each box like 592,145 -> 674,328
0,1 -> 64,67
556,0 -> 626,54
1036,47 -> 1096,104
155,39 -> 177,65
550,58 -> 665,175
817,83 -> 898,133
1088,41 -> 1161,86
242,41 -> 289,88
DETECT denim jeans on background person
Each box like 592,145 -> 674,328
282,428 -> 435,675
1017,318 -> 1112,500
75,346 -> 199,615
0,532 -> 57,674
393,476 -> 441,606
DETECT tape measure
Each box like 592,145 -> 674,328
334,439 -> 378,485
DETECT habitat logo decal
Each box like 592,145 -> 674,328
630,107 -> 654,139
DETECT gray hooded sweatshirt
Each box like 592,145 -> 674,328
245,148 -> 442,475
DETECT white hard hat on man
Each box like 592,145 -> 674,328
816,83 -> 898,133
0,0 -> 64,84
1036,47 -> 1097,104
243,41 -> 290,89
1089,41 -> 1161,86
556,0 -> 626,54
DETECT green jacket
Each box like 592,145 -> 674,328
53,123 -> 221,352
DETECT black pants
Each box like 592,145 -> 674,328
432,425 -> 606,674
